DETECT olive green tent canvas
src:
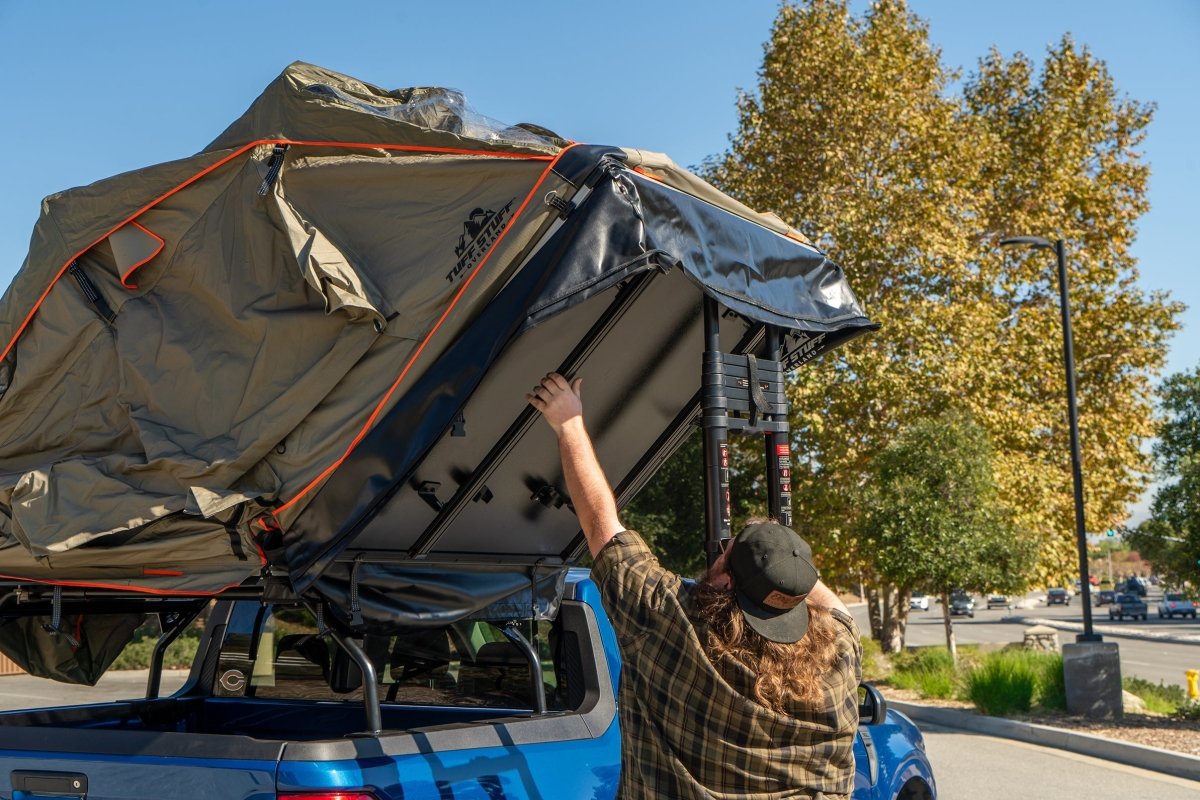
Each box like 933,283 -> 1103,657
0,63 -> 874,600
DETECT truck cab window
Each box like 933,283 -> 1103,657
214,603 -> 568,711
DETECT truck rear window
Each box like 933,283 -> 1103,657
213,604 -> 567,711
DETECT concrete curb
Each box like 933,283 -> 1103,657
1006,615 -> 1200,645
890,699 -> 1200,783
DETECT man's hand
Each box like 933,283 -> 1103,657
526,372 -> 583,436
524,371 -> 622,557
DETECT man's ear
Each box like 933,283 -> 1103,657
706,551 -> 734,591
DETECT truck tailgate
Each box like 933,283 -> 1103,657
0,727 -> 281,800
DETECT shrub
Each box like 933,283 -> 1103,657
1175,702 -> 1200,722
860,636 -> 887,682
1035,653 -> 1067,711
890,646 -> 958,699
1123,677 -> 1186,715
110,627 -> 202,671
964,650 -> 1066,715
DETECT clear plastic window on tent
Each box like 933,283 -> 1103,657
304,82 -> 564,150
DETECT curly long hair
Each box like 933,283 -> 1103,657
695,585 -> 840,714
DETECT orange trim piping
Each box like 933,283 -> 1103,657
272,142 -> 583,519
0,139 -> 556,366
0,572 -> 247,597
120,221 -> 166,290
143,568 -> 185,576
631,165 -> 664,182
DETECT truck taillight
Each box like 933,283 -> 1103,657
278,794 -> 378,800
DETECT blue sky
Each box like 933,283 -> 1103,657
1,1 -> 1196,515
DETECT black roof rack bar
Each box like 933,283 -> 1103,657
409,270 -> 660,559
334,551 -> 566,567
0,576 -> 296,607
0,597 -> 211,619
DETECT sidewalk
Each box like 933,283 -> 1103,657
1005,614 -> 1200,644
890,698 -> 1200,783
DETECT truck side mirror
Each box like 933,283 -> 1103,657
858,682 -> 887,726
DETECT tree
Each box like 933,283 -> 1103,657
622,434 -> 708,577
863,410 -> 1034,656
703,0 -> 1180,644
624,434 -> 773,578
1127,367 -> 1200,593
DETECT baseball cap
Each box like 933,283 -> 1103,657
728,521 -> 820,643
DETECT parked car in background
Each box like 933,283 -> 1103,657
910,592 -> 931,611
1047,588 -> 1071,606
1109,593 -> 1148,620
1094,589 -> 1117,606
1157,593 -> 1198,619
949,593 -> 976,618
986,595 -> 1009,610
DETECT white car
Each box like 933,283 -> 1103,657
1157,593 -> 1197,619
910,592 -> 930,611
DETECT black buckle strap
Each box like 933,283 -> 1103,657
41,587 -> 80,648
349,555 -> 364,627
257,144 -> 289,196
68,261 -> 116,324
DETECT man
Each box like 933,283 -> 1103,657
527,372 -> 862,800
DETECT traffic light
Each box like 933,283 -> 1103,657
1107,529 -> 1116,537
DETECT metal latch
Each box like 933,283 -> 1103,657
544,191 -> 576,219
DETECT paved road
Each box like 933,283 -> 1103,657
0,669 -> 189,711
921,723 -> 1200,798
853,589 -> 1200,688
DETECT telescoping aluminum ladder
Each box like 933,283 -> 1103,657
700,296 -> 793,567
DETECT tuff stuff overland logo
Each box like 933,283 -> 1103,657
447,201 -> 515,283
783,333 -> 828,369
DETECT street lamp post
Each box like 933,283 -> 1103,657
999,235 -> 1121,718
998,236 -> 1100,642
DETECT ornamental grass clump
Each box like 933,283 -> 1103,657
890,646 -> 958,699
965,649 -> 1065,715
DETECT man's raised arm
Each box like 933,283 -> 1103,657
526,372 -> 623,558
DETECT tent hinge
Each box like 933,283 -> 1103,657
531,482 -> 571,511
413,480 -> 445,512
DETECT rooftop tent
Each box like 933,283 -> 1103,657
0,63 -> 876,629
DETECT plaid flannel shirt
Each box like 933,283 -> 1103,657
592,530 -> 861,800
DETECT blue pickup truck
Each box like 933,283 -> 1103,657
0,66 -> 934,800
0,571 -> 935,799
